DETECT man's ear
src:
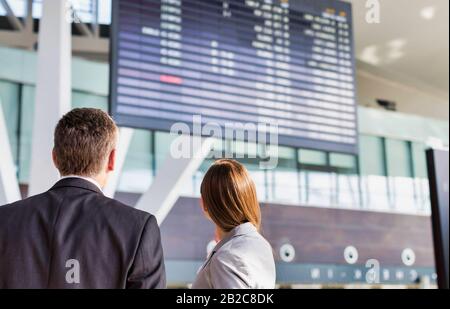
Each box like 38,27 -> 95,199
52,149 -> 59,170
107,149 -> 116,172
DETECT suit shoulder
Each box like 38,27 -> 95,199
0,192 -> 50,212
0,202 -> 15,214
94,194 -> 154,224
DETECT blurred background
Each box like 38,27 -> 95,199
0,0 -> 448,288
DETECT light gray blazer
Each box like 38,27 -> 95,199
192,223 -> 276,289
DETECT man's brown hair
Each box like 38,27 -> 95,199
200,159 -> 261,232
53,108 -> 118,177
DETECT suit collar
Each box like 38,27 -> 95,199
200,223 -> 257,271
60,175 -> 103,192
212,223 -> 257,255
50,177 -> 104,195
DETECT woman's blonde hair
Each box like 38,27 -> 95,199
200,159 -> 261,232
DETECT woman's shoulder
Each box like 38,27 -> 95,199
210,232 -> 276,289
214,231 -> 274,264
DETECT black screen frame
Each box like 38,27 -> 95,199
427,149 -> 449,289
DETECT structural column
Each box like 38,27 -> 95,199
135,136 -> 214,225
0,103 -> 21,205
29,0 -> 72,196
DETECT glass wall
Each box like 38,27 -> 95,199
0,81 -> 19,164
385,139 -> 416,212
266,146 -> 299,204
117,130 -> 154,193
411,142 -> 431,213
0,78 -> 438,216
330,153 -> 360,209
298,149 -> 332,207
0,0 -> 112,24
359,135 -> 390,212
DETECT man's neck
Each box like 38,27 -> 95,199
60,175 -> 104,191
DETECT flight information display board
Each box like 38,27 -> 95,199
110,0 -> 358,153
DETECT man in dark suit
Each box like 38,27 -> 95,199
0,108 -> 166,289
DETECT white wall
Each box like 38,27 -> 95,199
356,61 -> 449,121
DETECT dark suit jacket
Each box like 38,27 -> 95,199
0,178 -> 166,289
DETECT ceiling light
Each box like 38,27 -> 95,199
386,39 -> 407,62
420,6 -> 436,20
359,45 -> 381,66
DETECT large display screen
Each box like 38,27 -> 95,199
110,0 -> 358,153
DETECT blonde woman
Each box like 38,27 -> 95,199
192,160 -> 276,289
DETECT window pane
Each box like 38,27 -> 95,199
18,85 -> 35,183
360,175 -> 391,211
0,81 -> 19,164
1,0 -> 26,17
411,142 -> 431,214
27,0 -> 112,24
359,135 -> 385,176
300,170 -> 333,207
415,178 -> 431,214
117,130 -> 153,193
359,136 -> 390,210
154,131 -> 177,171
334,173 -> 360,209
155,131 -> 204,197
330,153 -> 357,170
298,149 -> 327,166
386,139 -> 412,178
98,0 -> 112,24
266,146 -> 298,204
411,142 -> 428,179
330,153 -> 359,208
72,91 -> 108,110
385,139 -> 417,213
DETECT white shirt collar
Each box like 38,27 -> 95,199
60,175 -> 103,192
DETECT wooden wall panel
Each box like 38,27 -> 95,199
156,197 -> 435,268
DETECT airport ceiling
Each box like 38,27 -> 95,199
347,0 -> 449,94
0,0 -> 448,95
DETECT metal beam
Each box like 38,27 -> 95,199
135,136 -> 214,225
25,0 -> 33,33
103,128 -> 134,198
0,30 -> 35,49
0,0 -> 25,31
91,0 -> 100,37
74,20 -> 94,37
72,36 -> 108,53
0,101 -> 21,205
0,31 -> 109,54
69,1 -> 95,37
29,0 -> 72,196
